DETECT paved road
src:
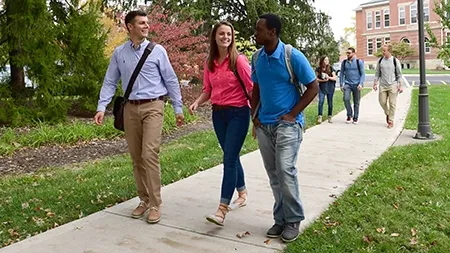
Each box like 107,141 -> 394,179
364,74 -> 450,85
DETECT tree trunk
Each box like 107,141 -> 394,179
5,0 -> 26,99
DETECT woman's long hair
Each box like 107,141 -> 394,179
207,21 -> 239,73
318,56 -> 332,77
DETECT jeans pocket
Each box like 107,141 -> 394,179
279,119 -> 297,126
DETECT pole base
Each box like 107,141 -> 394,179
413,131 -> 435,140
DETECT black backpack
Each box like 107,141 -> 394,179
378,57 -> 398,77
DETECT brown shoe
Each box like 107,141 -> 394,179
387,121 -> 394,129
131,201 -> 149,219
147,206 -> 161,224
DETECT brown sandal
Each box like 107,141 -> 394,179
206,204 -> 228,226
228,190 -> 247,211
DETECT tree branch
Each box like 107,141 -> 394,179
0,36 -> 7,46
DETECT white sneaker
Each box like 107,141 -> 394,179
316,116 -> 322,124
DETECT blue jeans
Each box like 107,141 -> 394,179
255,121 -> 304,224
343,84 -> 361,120
318,88 -> 334,116
212,106 -> 250,205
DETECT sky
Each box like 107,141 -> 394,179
313,0 -> 369,42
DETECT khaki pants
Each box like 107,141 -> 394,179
378,85 -> 398,121
124,100 -> 164,207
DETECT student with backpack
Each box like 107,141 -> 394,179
316,56 -> 337,124
373,44 -> 403,129
339,47 -> 366,124
188,21 -> 252,226
251,13 -> 318,243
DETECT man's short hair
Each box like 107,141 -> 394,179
259,13 -> 282,37
384,44 -> 393,53
125,10 -> 147,27
348,47 -> 356,53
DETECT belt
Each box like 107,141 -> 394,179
128,96 -> 164,105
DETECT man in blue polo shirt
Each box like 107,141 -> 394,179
251,13 -> 318,243
339,47 -> 366,124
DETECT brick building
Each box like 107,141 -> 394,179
355,0 -> 449,69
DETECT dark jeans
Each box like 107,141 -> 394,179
343,84 -> 361,120
212,106 -> 250,205
318,87 -> 335,117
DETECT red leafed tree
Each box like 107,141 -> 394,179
147,5 -> 209,82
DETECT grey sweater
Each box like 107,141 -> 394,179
375,56 -> 402,88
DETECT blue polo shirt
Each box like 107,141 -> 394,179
251,40 -> 316,126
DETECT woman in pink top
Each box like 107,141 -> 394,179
189,21 -> 253,226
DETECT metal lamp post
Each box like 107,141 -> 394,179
414,0 -> 434,139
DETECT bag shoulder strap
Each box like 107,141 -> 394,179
233,53 -> 251,101
124,42 -> 156,100
356,59 -> 362,76
251,49 -> 262,72
393,57 -> 398,77
284,44 -> 305,96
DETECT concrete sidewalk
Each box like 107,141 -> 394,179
0,88 -> 412,253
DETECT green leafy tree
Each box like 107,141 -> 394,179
0,0 -> 108,126
392,42 -> 416,64
426,0 -> 450,66
374,42 -> 415,62
101,0 -> 338,63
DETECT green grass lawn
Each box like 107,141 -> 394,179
0,89 -> 371,247
365,68 -> 450,75
286,85 -> 450,252
0,103 -> 197,156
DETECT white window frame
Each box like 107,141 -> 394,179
384,9 -> 390,27
376,38 -> 382,51
399,6 -> 406,25
367,12 -> 373,30
367,39 -> 374,56
425,38 -> 431,53
424,1 -> 430,22
375,11 -> 381,29
402,38 -> 411,45
411,3 -> 418,24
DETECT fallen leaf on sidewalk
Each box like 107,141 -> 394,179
390,233 -> 400,237
329,194 -> 337,198
236,231 -> 251,238
264,239 -> 271,245
411,228 -> 417,236
376,227 -> 386,234
46,212 -> 55,217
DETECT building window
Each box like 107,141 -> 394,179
411,3 -> 417,23
376,38 -> 382,51
399,6 -> 406,25
425,38 -> 431,53
367,12 -> 373,29
375,11 -> 381,28
368,39 -> 374,56
384,37 -> 390,45
384,9 -> 390,27
424,1 -> 430,22
401,38 -> 411,45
